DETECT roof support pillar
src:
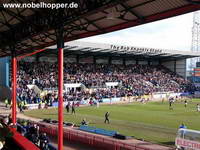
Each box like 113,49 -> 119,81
36,54 -> 39,62
94,56 -> 96,65
11,46 -> 17,126
94,56 -> 96,69
174,60 -> 176,73
109,56 -> 112,65
148,60 -> 150,65
56,25 -> 64,150
123,58 -> 126,66
159,60 -> 161,65
136,60 -> 138,65
76,55 -> 80,63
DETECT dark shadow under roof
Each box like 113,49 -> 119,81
43,41 -> 200,61
0,0 -> 199,57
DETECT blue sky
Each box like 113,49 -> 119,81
78,12 -> 195,51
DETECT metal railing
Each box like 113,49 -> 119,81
38,122 -> 151,150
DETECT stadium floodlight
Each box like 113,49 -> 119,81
189,11 -> 200,70
106,7 -> 121,20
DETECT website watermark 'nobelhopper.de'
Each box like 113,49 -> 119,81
2,2 -> 79,9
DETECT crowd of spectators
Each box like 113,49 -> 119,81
17,121 -> 50,150
0,115 -> 51,150
16,61 -> 195,104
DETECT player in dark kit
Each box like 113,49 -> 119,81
184,100 -> 187,108
71,102 -> 76,114
65,102 -> 70,113
169,97 -> 173,110
104,112 -> 110,124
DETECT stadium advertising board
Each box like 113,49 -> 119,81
52,101 -> 82,107
96,58 -> 108,64
126,60 -> 136,65
26,104 -> 45,109
138,61 -> 148,65
194,91 -> 200,98
64,56 -> 76,63
39,56 -> 49,62
176,138 -> 200,150
105,82 -> 119,87
150,61 -> 159,65
48,57 -> 57,62
79,57 -> 93,64
152,92 -> 181,100
22,56 -> 35,62
111,59 -> 122,64
110,45 -> 162,53
102,98 -> 121,103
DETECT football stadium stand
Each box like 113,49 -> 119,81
0,0 -> 199,150
10,42 -> 199,106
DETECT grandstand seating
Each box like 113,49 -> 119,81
16,61 -> 195,104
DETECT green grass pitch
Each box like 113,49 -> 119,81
24,99 -> 200,146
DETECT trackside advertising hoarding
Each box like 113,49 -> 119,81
175,138 -> 200,150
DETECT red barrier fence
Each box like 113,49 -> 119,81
10,128 -> 40,150
38,122 -> 154,150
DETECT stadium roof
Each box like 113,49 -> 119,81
46,41 -> 200,60
0,0 -> 199,58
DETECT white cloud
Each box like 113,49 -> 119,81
78,12 -> 194,51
